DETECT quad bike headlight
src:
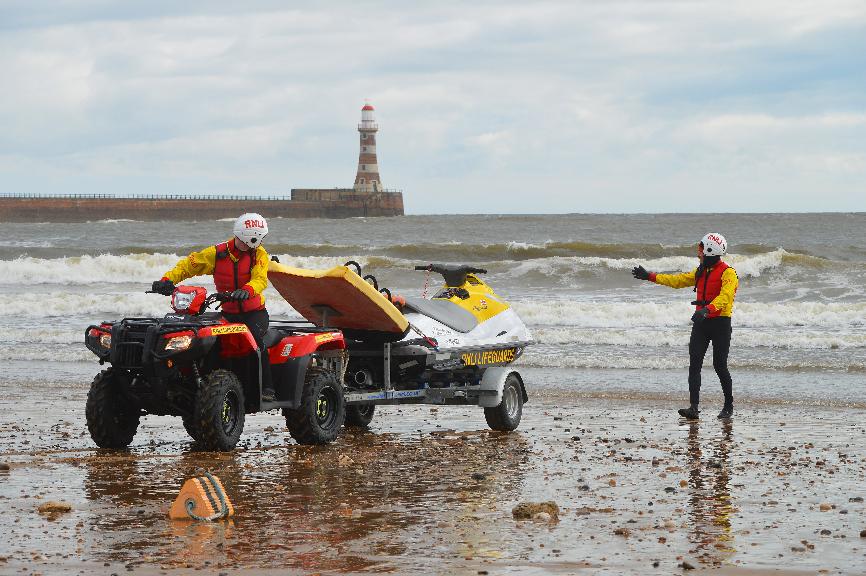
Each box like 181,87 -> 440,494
164,335 -> 192,352
99,333 -> 112,348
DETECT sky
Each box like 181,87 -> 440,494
0,1 -> 864,214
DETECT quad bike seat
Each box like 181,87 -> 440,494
263,328 -> 284,349
402,297 -> 479,333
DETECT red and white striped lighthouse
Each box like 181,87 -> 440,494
354,103 -> 381,193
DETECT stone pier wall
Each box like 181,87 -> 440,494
0,192 -> 404,222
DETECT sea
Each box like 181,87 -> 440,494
1,213 -> 864,408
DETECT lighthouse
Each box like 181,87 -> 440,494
354,103 -> 381,193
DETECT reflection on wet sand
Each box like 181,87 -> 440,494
686,419 -> 736,567
76,428 -> 530,572
3,391 -> 865,575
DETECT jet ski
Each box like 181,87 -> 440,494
268,261 -> 533,431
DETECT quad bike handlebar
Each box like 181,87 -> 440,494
146,288 -> 248,315
414,264 -> 488,287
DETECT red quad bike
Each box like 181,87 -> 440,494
84,285 -> 347,451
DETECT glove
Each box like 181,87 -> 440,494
691,308 -> 710,324
230,288 -> 250,301
632,265 -> 650,281
151,279 -> 175,295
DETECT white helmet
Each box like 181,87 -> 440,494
700,232 -> 727,256
233,213 -> 269,247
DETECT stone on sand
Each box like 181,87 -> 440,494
512,501 -> 559,521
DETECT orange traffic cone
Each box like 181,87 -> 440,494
168,472 -> 235,521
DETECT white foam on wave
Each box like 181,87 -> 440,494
507,249 -> 788,279
4,287 -> 306,318
0,247 -> 849,289
513,299 -> 866,330
533,325 -> 866,350
0,253 -> 384,285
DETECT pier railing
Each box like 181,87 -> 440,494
0,193 -> 294,201
0,190 -> 403,200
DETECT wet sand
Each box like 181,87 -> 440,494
1,375 -> 865,575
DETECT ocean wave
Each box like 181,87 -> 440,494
532,326 -> 866,350
513,300 -> 866,330
518,352 -> 866,372
0,253 -> 385,285
0,246 -> 857,287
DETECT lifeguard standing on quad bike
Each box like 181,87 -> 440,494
152,213 -> 276,401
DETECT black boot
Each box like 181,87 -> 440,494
717,405 -> 733,419
678,404 -> 700,419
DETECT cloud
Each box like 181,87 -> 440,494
0,1 -> 864,212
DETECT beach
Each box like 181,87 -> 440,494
1,368 -> 864,575
0,213 -> 864,574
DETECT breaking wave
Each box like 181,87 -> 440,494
0,247 -> 855,288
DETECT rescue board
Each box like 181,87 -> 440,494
268,263 -> 409,339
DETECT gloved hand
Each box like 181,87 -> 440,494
230,288 -> 250,301
151,279 -> 175,295
691,307 -> 710,324
632,265 -> 651,281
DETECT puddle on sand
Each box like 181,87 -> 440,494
1,390 -> 865,575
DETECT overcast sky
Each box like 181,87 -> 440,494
1,1 -> 864,214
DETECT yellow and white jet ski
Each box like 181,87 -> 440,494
268,261 -> 532,432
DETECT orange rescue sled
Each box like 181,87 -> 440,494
268,262 -> 409,340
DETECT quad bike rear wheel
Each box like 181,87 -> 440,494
284,368 -> 345,444
345,404 -> 376,428
484,373 -> 524,432
194,369 -> 245,451
86,368 -> 141,449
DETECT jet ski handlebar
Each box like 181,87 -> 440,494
414,264 -> 488,287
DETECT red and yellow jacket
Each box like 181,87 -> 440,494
649,262 -> 738,318
162,238 -> 270,314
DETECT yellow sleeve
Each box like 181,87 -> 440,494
242,246 -> 270,296
651,268 -> 697,289
162,245 -> 217,284
709,267 -> 739,314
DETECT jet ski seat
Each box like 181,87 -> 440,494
403,297 -> 478,333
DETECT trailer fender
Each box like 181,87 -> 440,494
477,368 -> 527,408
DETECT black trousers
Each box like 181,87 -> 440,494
688,316 -> 733,407
224,309 -> 273,391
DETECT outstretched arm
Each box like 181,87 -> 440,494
650,268 -> 698,289
162,245 -> 218,284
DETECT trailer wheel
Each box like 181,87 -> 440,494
86,368 -> 140,449
194,369 -> 245,451
345,404 -> 376,428
284,368 -> 345,444
484,373 -> 523,431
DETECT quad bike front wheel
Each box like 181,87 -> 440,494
194,369 -> 245,451
484,373 -> 524,432
182,415 -> 200,443
86,368 -> 141,449
284,368 -> 345,444
345,404 -> 376,428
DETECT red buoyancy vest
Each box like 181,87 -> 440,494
694,261 -> 729,318
213,241 -> 264,314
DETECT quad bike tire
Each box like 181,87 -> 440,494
345,404 -> 376,428
484,373 -> 524,432
194,369 -> 245,451
86,368 -> 141,449
181,415 -> 200,442
284,367 -> 345,444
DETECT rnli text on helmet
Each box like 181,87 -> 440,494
244,219 -> 265,229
